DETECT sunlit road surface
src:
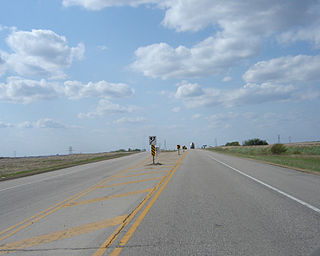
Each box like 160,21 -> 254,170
0,150 -> 319,255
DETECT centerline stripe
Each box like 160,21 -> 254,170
0,157 -> 148,242
209,155 -> 320,214
109,152 -> 188,256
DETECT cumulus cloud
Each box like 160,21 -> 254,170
78,99 -> 135,118
174,81 -> 310,108
63,80 -> 134,99
0,77 -> 61,103
64,1 -> 320,79
35,118 -> 66,129
131,34 -> 260,79
0,121 -> 13,128
243,55 -> 320,84
1,29 -> 84,79
62,0 -> 159,10
113,116 -> 146,124
171,107 -> 181,113
0,77 -> 133,103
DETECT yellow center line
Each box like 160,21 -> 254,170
0,156 -> 149,242
64,188 -> 153,208
119,170 -> 169,178
0,215 -> 126,254
110,152 -> 188,256
96,177 -> 163,188
93,152 -> 188,256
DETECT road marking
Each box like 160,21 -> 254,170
93,153 -> 188,256
120,170 -> 168,178
209,155 -> 320,214
96,177 -> 163,188
0,157 -> 148,242
109,152 -> 188,256
0,215 -> 126,254
64,188 -> 153,207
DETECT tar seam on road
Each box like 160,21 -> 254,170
108,151 -> 188,256
0,156 -> 149,243
209,155 -> 320,214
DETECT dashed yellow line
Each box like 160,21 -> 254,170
0,215 -> 126,254
96,177 -> 163,188
64,188 -> 153,208
120,170 -> 169,178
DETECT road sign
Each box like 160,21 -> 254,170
177,145 -> 181,150
149,136 -> 157,145
151,145 -> 156,156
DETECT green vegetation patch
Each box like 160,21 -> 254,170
208,143 -> 320,173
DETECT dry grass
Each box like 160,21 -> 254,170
0,152 -> 137,180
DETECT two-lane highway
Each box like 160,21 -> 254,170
0,150 -> 319,255
113,149 -> 320,256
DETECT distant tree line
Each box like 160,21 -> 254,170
225,138 -> 268,146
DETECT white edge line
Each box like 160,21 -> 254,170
209,156 -> 320,214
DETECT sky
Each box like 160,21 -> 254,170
0,0 -> 320,156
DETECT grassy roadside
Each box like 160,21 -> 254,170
0,151 -> 139,181
207,142 -> 320,174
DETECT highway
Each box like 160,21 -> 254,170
0,150 -> 319,255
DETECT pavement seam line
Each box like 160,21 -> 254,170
96,177 -> 163,188
109,151 -> 188,256
64,188 -> 154,207
209,155 -> 320,214
0,215 -> 127,254
119,170 -> 169,178
92,153 -> 187,256
0,157 -> 148,242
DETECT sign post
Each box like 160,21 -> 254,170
149,136 -> 157,164
177,144 -> 181,155
151,145 -> 156,164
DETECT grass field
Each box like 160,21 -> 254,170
207,142 -> 320,173
0,151 -> 138,181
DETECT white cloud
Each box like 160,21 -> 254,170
63,80 -> 134,99
78,99 -> 135,118
131,34 -> 260,79
174,81 -> 309,108
0,77 -> 61,103
222,76 -> 232,82
113,116 -> 146,124
18,121 -> 34,129
175,81 -> 204,98
171,107 -> 180,113
0,121 -> 13,128
1,29 -> 84,79
191,113 -> 202,119
62,0 -> 160,10
35,118 -> 66,129
243,55 -> 320,84
0,77 -> 133,103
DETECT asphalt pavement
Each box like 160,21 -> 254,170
0,150 -> 319,256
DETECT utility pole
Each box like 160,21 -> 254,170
215,138 -> 218,147
289,136 -> 292,143
277,135 -> 281,144
69,146 -> 73,155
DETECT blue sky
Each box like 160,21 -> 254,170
0,0 -> 320,156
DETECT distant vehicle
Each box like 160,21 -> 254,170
190,142 -> 195,149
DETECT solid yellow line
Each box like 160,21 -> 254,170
0,156 -> 148,242
93,152 -> 187,256
120,170 -> 168,178
110,152 -> 188,256
92,167 -> 176,256
96,177 -> 163,188
65,188 -> 153,207
0,215 -> 126,254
